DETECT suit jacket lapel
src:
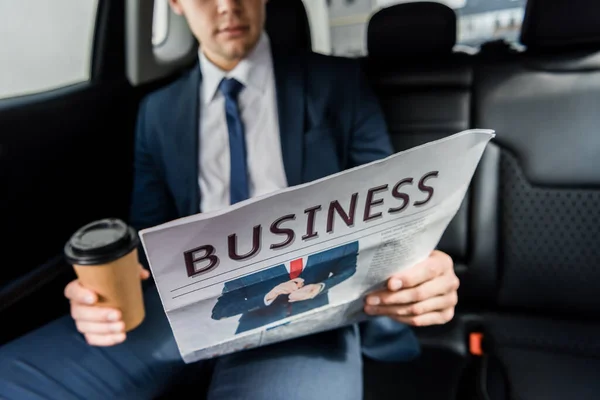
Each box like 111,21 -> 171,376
173,63 -> 202,215
272,51 -> 306,187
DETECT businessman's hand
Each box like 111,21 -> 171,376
64,263 -> 150,346
265,278 -> 304,303
288,283 -> 324,302
364,250 -> 459,326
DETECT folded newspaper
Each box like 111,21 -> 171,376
139,129 -> 495,363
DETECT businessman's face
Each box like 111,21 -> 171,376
169,0 -> 267,71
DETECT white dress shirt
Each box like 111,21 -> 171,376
198,33 -> 288,213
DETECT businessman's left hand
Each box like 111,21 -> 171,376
288,284 -> 324,302
364,250 -> 459,326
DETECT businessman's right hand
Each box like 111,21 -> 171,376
64,264 -> 150,346
265,278 -> 304,303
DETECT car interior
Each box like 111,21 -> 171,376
1,0 -> 599,399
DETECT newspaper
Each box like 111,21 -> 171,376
139,129 -> 495,363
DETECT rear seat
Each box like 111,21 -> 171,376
365,1 -> 600,399
469,0 -> 600,398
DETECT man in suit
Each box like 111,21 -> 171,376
0,0 -> 460,399
212,241 -> 358,334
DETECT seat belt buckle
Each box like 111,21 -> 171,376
469,332 -> 485,356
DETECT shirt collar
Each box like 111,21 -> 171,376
198,32 -> 272,105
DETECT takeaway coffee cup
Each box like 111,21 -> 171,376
64,218 -> 145,331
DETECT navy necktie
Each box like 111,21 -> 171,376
219,78 -> 249,205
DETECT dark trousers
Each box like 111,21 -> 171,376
0,286 -> 365,400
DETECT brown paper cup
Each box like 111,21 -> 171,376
65,218 -> 146,332
73,249 -> 145,331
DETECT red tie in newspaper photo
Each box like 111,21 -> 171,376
289,258 -> 303,279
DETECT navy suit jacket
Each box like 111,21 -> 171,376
211,241 -> 358,334
128,47 -> 420,362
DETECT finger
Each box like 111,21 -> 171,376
366,292 -> 458,318
293,278 -> 305,287
391,308 -> 455,327
283,283 -> 296,292
140,266 -> 150,280
288,294 -> 304,303
64,280 -> 97,305
364,286 -> 389,304
71,304 -> 122,323
75,320 -> 126,335
377,272 -> 459,305
84,333 -> 127,347
389,251 -> 453,290
277,286 -> 293,295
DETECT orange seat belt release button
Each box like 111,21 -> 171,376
469,332 -> 484,356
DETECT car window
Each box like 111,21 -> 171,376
304,0 -> 526,56
153,0 -> 170,47
455,0 -> 526,49
0,0 -> 99,100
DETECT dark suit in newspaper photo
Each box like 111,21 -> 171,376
211,241 -> 359,334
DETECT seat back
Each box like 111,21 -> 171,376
471,0 -> 600,398
475,0 -> 600,316
364,2 -> 475,278
265,0 -> 312,52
